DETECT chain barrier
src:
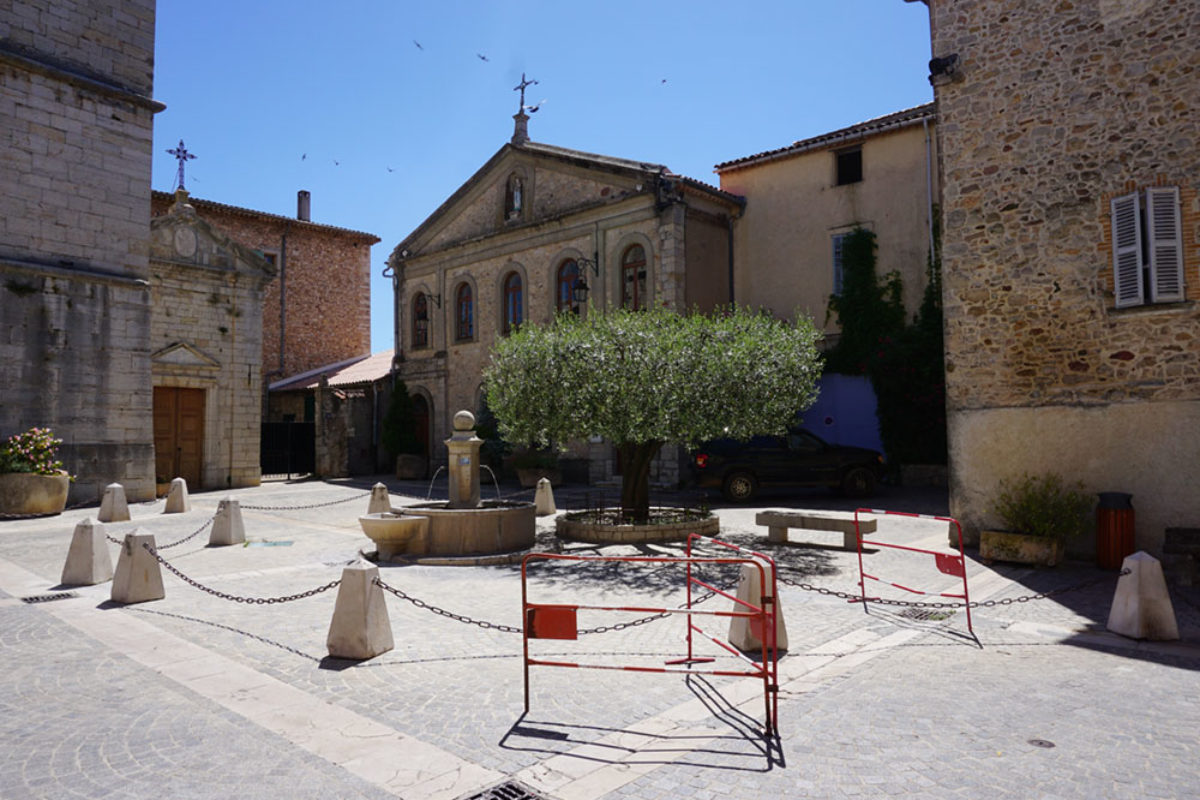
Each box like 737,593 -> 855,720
103,515 -> 216,548
777,568 -> 1130,610
239,491 -> 372,512
374,577 -> 719,635
143,543 -> 341,604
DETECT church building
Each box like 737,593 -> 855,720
389,79 -> 744,484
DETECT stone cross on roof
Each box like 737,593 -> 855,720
166,139 -> 196,191
514,73 -> 538,112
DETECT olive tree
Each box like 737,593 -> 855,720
483,306 -> 822,522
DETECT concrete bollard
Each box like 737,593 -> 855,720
111,530 -> 165,604
61,517 -> 114,586
368,482 -> 391,515
728,561 -> 789,652
327,562 -> 394,660
97,483 -> 131,522
1107,551 -> 1179,641
209,498 -> 246,546
164,477 -> 190,513
534,477 -> 556,517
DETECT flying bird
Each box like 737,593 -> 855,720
387,166 -> 394,173
412,40 -> 423,50
523,98 -> 547,113
333,159 -> 340,166
301,153 -> 306,160
661,78 -> 667,84
476,53 -> 489,62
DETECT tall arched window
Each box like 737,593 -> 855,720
502,271 -> 523,334
412,292 -> 429,348
556,259 -> 580,313
621,244 -> 647,310
455,283 -> 473,341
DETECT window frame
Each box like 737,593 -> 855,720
831,232 -> 848,296
411,291 -> 429,349
835,147 -> 863,186
1111,186 -> 1185,309
621,244 -> 647,310
501,270 -> 523,335
556,258 -> 581,314
454,282 -> 474,342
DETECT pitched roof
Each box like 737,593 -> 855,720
150,190 -> 380,243
714,103 -> 936,173
269,350 -> 394,391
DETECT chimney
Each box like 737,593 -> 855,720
297,190 -> 311,221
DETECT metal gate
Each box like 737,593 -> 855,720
260,422 -> 314,477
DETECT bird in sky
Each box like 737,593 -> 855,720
661,78 -> 667,84
477,53 -> 489,62
524,99 -> 547,113
301,153 -> 306,160
333,159 -> 340,166
412,40 -> 423,51
387,166 -> 394,173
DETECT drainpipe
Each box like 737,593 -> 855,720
922,117 -> 935,263
278,221 -> 290,376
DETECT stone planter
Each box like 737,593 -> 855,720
980,530 -> 1064,567
0,472 -> 70,517
395,454 -> 426,480
517,467 -> 560,489
557,508 -> 720,545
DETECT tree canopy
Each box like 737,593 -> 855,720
483,305 -> 822,520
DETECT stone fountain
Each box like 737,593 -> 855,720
359,410 -> 536,560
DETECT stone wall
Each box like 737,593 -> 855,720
928,0 -> 1200,549
0,0 -> 160,502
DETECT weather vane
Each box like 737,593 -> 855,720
166,139 -> 196,191
514,73 -> 538,112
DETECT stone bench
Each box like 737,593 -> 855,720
756,510 -> 876,551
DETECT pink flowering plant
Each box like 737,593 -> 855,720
0,427 -> 68,476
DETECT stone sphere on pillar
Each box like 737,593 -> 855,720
453,410 -> 475,432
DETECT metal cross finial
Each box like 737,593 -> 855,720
514,73 -> 538,112
166,139 -> 196,190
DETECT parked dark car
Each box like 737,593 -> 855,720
689,428 -> 886,502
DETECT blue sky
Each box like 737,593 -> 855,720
151,1 -> 934,358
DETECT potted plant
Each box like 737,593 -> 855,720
381,379 -> 426,479
510,446 -> 561,489
981,472 -> 1092,566
0,427 -> 72,516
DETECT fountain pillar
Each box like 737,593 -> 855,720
445,410 -> 483,510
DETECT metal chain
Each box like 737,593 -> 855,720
374,577 -> 523,633
240,491 -> 372,511
104,515 -> 215,548
777,568 -> 1130,610
577,590 -> 718,635
144,543 -> 341,604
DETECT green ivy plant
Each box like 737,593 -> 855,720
993,473 -> 1092,542
0,427 -> 68,476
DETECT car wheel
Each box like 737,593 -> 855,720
841,467 -> 877,498
722,471 -> 758,503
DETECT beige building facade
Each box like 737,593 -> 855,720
716,104 -> 938,336
390,114 -> 744,483
919,0 -> 1200,552
148,190 -> 277,491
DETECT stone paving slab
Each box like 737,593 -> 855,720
1,477 -> 1198,799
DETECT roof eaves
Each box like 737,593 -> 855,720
151,190 -> 381,243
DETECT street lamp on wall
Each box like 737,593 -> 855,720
571,255 -> 600,305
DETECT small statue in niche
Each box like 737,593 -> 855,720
506,175 -> 523,220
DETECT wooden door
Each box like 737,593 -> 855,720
153,387 -> 205,488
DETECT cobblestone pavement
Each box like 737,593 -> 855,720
0,477 -> 1197,799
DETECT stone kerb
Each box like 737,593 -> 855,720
98,483 -> 131,522
209,498 -> 246,546
326,562 -> 394,660
61,518 -> 114,586
111,530 -> 165,604
556,509 -> 719,545
534,477 -> 556,516
1107,551 -> 1179,641
164,477 -> 190,513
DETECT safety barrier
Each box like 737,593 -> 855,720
521,537 -> 780,734
854,508 -> 973,634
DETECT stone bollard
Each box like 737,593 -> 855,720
209,498 -> 246,546
98,483 -> 131,522
111,530 -> 165,604
326,561 -> 394,660
534,477 -> 556,517
164,477 -> 190,513
367,482 -> 391,515
728,561 -> 789,652
61,518 -> 114,586
1107,551 -> 1179,641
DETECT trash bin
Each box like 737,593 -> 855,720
1096,492 -> 1135,569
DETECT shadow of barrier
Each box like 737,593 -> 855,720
521,535 -> 781,735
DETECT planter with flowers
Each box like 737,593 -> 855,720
0,427 -> 71,517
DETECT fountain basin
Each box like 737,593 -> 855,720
361,500 -> 536,560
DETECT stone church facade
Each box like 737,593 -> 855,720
918,0 -> 1200,552
390,112 -> 744,484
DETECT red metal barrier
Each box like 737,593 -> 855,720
854,508 -> 973,634
522,541 -> 780,734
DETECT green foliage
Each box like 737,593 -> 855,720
824,229 -> 905,375
0,427 -> 67,476
484,305 -> 822,451
993,473 -> 1092,542
474,395 -> 510,468
380,379 -> 423,457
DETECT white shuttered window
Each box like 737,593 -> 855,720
1111,192 -> 1144,308
1146,186 -> 1184,303
1110,186 -> 1185,308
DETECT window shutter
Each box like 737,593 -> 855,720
1145,186 -> 1184,303
1110,192 -> 1144,308
832,234 -> 845,295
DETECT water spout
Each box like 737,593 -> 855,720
425,465 -> 445,501
480,464 -> 501,501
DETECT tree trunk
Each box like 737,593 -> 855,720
619,441 -> 662,524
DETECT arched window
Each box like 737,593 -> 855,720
556,259 -> 580,313
621,244 -> 647,310
412,292 -> 429,348
455,283 -> 474,341
502,271 -> 523,334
